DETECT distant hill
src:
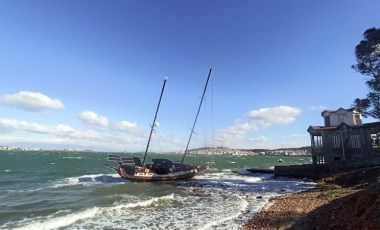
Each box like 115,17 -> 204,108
188,146 -> 311,156
190,146 -> 311,152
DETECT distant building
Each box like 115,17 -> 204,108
307,108 -> 380,164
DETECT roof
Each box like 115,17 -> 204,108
321,107 -> 359,116
307,125 -> 338,135
308,121 -> 380,135
361,121 -> 380,133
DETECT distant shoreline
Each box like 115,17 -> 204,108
0,147 -> 96,152
0,145 -> 311,156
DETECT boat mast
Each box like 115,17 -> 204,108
181,68 -> 212,164
142,77 -> 168,165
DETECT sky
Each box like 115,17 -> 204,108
0,0 -> 379,152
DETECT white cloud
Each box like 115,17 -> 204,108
281,134 -> 308,139
248,106 -> 301,125
0,116 -> 184,152
215,106 -> 301,148
0,118 -> 103,143
250,136 -> 269,145
56,124 -> 76,133
310,105 -> 327,110
115,120 -> 139,132
0,91 -> 64,112
0,118 -> 52,133
0,104 -> 305,151
78,111 -> 108,127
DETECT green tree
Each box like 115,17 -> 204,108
352,27 -> 380,119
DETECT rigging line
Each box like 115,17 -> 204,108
166,71 -> 212,147
211,73 -> 215,148
181,68 -> 212,164
142,77 -> 168,165
204,94 -> 207,147
123,79 -> 165,153
160,75 -> 203,140
174,68 -> 211,80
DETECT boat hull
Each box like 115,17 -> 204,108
117,165 -> 206,182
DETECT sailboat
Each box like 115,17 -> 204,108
105,69 -> 212,182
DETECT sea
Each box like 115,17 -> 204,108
0,151 -> 315,230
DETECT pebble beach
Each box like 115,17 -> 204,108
242,166 -> 380,230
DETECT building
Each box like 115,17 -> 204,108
307,108 -> 380,164
321,107 -> 362,126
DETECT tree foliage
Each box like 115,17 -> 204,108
352,27 -> 380,119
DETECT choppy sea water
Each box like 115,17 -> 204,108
0,151 -> 314,230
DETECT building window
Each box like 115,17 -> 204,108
338,114 -> 346,124
350,134 -> 361,148
317,156 -> 325,164
332,135 -> 341,149
324,116 -> 331,126
354,114 -> 361,125
313,136 -> 323,148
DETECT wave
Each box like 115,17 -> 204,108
2,208 -> 98,230
196,171 -> 264,183
199,194 -> 249,230
1,194 -> 175,230
107,193 -> 175,214
2,173 -> 129,194
52,174 -> 126,188
61,156 -> 83,159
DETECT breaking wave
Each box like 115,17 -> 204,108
1,194 -> 176,230
51,174 -> 126,188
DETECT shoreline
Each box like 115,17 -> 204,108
241,166 -> 380,230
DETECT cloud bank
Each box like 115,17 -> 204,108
0,117 -> 177,152
0,118 -> 100,139
0,101 -> 303,151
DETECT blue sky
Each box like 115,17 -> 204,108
0,0 -> 379,152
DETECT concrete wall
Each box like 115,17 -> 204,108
274,164 -> 330,179
274,158 -> 380,179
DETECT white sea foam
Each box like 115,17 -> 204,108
62,156 -> 83,159
106,193 -> 175,215
196,172 -> 263,187
3,173 -> 128,196
244,177 -> 262,183
5,208 -> 98,230
2,194 -> 176,230
4,169 -> 11,172
51,173 -> 124,188
199,194 -> 249,230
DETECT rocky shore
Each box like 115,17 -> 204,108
242,166 -> 380,230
